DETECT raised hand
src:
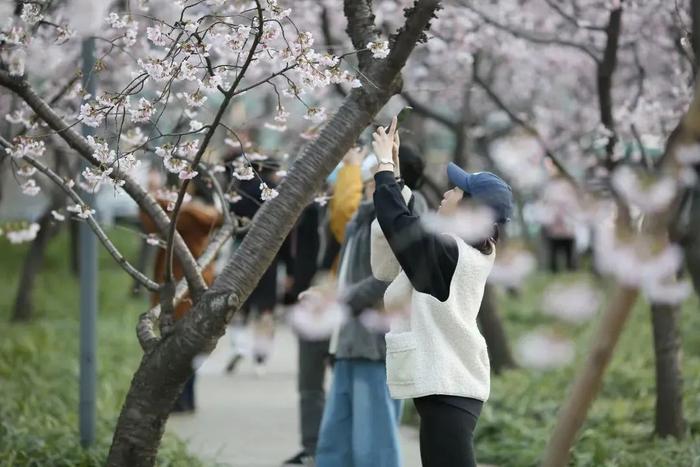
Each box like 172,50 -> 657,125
372,116 -> 398,167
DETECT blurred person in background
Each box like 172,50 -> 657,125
314,145 -> 427,467
140,176 -> 223,413
371,117 -> 512,467
541,178 -> 578,273
282,146 -> 366,466
226,157 -> 286,376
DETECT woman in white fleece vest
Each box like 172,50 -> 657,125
370,117 -> 513,467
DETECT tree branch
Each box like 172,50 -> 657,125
598,6 -> 624,167
12,152 -> 161,292
472,70 -> 576,184
163,0 -> 264,299
344,0 -> 380,71
136,220 -> 237,352
460,2 -> 600,62
401,91 -> 457,130
0,69 -> 208,297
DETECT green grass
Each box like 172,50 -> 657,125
0,229 -> 202,467
475,273 -> 700,467
2,230 -> 700,467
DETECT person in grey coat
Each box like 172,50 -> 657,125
315,146 -> 427,467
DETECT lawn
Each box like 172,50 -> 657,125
1,229 -> 699,466
476,274 -> 700,466
0,229 -> 202,466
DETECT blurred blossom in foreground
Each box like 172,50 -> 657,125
5,223 -> 41,244
488,248 -> 537,288
288,283 -> 348,341
611,166 -> 677,214
644,279 -> 692,306
516,330 -> 575,370
358,309 -> 392,334
422,204 -> 495,243
541,281 -> 602,324
595,225 -> 687,303
490,135 -> 547,192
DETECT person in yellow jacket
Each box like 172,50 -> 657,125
328,146 -> 368,271
283,145 -> 369,466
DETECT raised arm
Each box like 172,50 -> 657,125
373,171 -> 458,302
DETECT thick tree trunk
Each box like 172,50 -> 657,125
478,284 -> 517,373
650,303 -> 686,438
11,207 -> 61,322
106,3 -> 441,465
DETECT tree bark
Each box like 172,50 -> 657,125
598,6 -> 622,168
650,303 -> 686,438
106,2 -> 441,465
478,284 -> 517,373
11,207 -> 61,322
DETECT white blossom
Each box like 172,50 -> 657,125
51,210 -> 66,222
367,40 -> 390,59
6,223 -> 40,244
304,107 -> 327,123
86,136 -> 116,164
5,137 -> 46,159
146,234 -> 160,246
177,89 -> 208,108
178,167 -> 199,180
146,25 -> 170,46
233,164 -> 255,180
129,97 -> 156,123
260,183 -> 279,201
67,203 -> 95,219
20,179 -> 41,196
16,165 -> 37,177
80,166 -> 113,193
79,102 -> 106,128
21,4 -> 44,25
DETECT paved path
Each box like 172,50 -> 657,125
167,324 -> 422,467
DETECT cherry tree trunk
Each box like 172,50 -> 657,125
478,284 -> 517,373
106,2 -> 441,465
650,303 -> 686,438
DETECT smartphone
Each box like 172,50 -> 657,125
396,106 -> 413,127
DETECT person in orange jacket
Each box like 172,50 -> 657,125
140,176 -> 223,412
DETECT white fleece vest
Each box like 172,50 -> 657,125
376,231 -> 494,401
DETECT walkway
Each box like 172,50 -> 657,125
167,324 -> 422,467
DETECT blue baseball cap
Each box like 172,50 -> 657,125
447,163 -> 513,223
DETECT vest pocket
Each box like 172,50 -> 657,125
385,332 -> 417,386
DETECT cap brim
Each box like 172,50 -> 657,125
447,162 -> 470,193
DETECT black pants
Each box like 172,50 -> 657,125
548,237 -> 575,272
413,395 -> 481,467
298,337 -> 330,454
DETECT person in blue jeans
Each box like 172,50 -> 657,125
315,147 -> 427,467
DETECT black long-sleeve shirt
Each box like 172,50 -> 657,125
373,171 -> 459,302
